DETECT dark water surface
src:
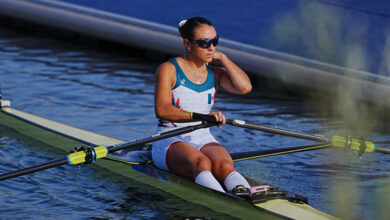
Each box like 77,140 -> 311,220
0,20 -> 390,219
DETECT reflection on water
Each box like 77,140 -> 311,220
0,20 -> 390,219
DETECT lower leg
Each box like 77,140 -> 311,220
167,142 -> 225,192
223,171 -> 251,191
201,144 -> 251,192
193,156 -> 225,192
211,159 -> 251,191
195,171 -> 225,192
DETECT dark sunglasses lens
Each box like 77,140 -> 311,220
212,37 -> 219,47
197,40 -> 210,48
197,37 -> 218,48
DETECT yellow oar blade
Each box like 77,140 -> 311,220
331,136 -> 375,153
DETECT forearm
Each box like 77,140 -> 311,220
155,104 -> 193,122
219,54 -> 252,93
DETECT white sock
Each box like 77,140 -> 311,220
195,171 -> 225,193
224,171 -> 251,192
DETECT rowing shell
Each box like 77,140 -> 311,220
0,102 -> 338,219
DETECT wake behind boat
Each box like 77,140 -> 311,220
0,99 -> 339,219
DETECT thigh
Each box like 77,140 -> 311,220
167,141 -> 210,179
152,136 -> 181,171
200,143 -> 233,163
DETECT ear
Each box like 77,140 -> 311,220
183,39 -> 191,51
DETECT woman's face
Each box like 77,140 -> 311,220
187,24 -> 217,63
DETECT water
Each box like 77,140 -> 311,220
0,15 -> 390,220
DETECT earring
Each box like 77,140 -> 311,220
187,48 -> 191,54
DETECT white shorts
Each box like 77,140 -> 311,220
151,127 -> 219,171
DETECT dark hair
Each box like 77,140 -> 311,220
178,17 -> 213,40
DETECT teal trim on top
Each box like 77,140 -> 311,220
169,58 -> 215,92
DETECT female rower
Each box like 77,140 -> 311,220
152,17 -> 252,193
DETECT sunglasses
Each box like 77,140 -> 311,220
192,35 -> 219,49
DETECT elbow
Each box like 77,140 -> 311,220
155,104 -> 173,120
155,111 -> 162,119
240,83 -> 252,94
155,106 -> 165,119
245,84 -> 252,94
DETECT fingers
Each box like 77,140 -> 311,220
210,111 -> 226,128
211,50 -> 221,61
212,50 -> 226,61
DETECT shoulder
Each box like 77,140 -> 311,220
157,57 -> 185,73
157,59 -> 177,78
156,60 -> 177,88
157,60 -> 174,72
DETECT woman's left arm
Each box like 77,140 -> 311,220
212,51 -> 252,94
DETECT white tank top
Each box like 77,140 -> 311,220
158,58 -> 216,129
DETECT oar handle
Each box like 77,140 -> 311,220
191,112 -> 219,124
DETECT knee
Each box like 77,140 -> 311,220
212,159 -> 234,174
192,155 -> 211,175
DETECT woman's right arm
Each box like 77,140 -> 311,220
154,62 -> 192,122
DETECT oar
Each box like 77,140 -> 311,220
191,113 -> 390,155
0,121 -> 217,181
231,144 -> 331,161
226,118 -> 390,154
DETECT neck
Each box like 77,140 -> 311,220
185,54 -> 206,84
186,54 -> 205,69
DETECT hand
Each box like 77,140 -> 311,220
211,50 -> 226,63
210,111 -> 226,128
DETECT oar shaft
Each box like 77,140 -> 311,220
108,122 -> 215,153
0,159 -> 68,181
231,144 -> 330,161
227,119 -> 330,143
375,147 -> 390,154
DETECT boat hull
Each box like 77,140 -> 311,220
0,106 -> 337,220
